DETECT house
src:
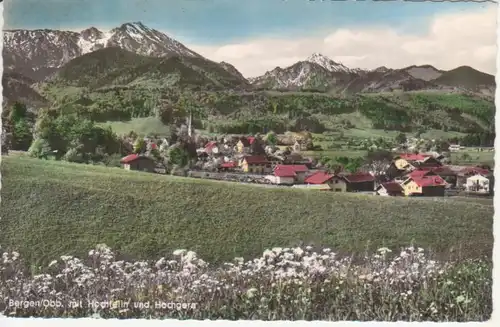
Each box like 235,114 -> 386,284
421,166 -> 457,187
449,144 -> 462,152
304,171 -> 346,192
376,182 -> 404,196
401,175 -> 447,196
274,164 -> 309,183
394,153 -> 442,171
120,154 -> 155,173
236,136 -> 256,153
240,155 -> 271,174
266,166 -> 296,185
394,153 -> 429,170
465,174 -> 492,195
457,166 -> 492,188
219,161 -> 238,172
204,141 -> 219,155
340,172 -> 376,192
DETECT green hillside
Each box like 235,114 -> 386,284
45,47 -> 249,90
0,156 -> 493,267
26,47 -> 496,135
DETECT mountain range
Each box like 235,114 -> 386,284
2,22 -> 495,117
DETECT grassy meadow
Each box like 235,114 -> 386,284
0,156 -> 493,269
98,117 -> 172,137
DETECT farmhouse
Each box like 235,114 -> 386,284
376,182 -> 404,196
465,174 -> 492,195
274,164 -> 309,183
120,154 -> 155,173
420,166 -> 457,187
304,171 -> 346,192
394,153 -> 442,171
457,167 -> 491,188
266,166 -> 296,185
341,172 -> 376,192
240,155 -> 271,174
402,175 -> 447,196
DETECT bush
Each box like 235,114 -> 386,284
27,138 -> 52,159
0,245 -> 491,321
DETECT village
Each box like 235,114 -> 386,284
119,133 -> 495,198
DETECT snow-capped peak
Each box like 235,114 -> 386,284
305,53 -> 352,73
3,21 -> 203,81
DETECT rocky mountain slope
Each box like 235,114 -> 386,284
3,22 -> 205,81
250,53 -> 494,95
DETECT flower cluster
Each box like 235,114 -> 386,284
0,244 -> 491,321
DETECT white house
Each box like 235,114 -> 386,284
465,174 -> 491,194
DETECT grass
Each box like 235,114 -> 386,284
0,156 -> 493,269
301,149 -> 368,158
450,150 -> 494,165
98,117 -> 171,137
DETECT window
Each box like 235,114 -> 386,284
335,180 -> 338,184
335,188 -> 341,192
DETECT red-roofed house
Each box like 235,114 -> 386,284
402,174 -> 447,196
120,154 -> 155,172
219,161 -> 238,171
394,153 -> 441,171
341,172 -> 376,192
304,171 -> 335,184
376,182 -> 404,196
304,171 -> 346,191
406,166 -> 457,187
204,141 -> 219,155
267,165 -> 297,185
274,164 -> 309,183
240,155 -> 271,174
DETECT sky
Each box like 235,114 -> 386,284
4,0 -> 497,77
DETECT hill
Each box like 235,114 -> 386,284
45,47 -> 250,90
0,156 -> 493,267
2,71 -> 48,109
431,66 -> 495,94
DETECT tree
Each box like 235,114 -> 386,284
364,150 -> 392,176
250,134 -> 266,155
168,146 -> 189,167
435,140 -> 450,153
396,133 -> 407,144
12,119 -> 33,151
9,102 -> 29,123
28,138 -> 52,159
133,138 -> 146,154
264,131 -> 277,146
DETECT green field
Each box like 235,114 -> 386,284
0,156 -> 493,267
98,117 -> 172,137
